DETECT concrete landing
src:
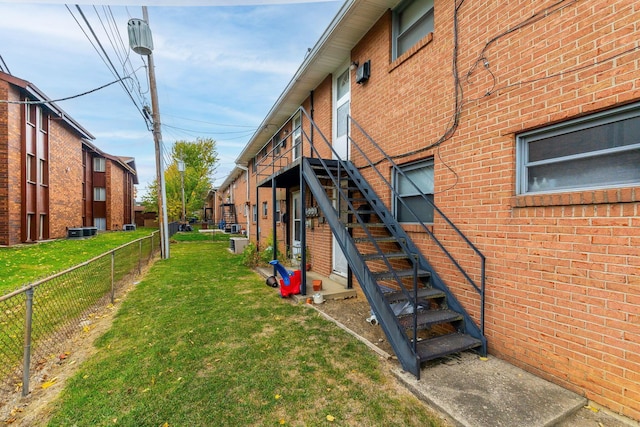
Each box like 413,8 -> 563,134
393,352 -> 586,427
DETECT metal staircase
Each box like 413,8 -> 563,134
302,156 -> 486,378
255,107 -> 487,378
220,203 -> 237,232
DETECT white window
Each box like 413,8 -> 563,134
94,187 -> 106,201
26,154 -> 35,182
252,204 -> 257,222
392,0 -> 434,60
94,217 -> 106,231
517,102 -> 640,194
262,201 -> 268,217
39,159 -> 47,185
394,159 -> 434,223
292,112 -> 302,160
93,157 -> 106,172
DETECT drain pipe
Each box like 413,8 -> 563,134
237,164 -> 250,237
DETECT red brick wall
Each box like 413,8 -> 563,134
106,159 -> 125,230
0,84 -> 26,245
48,118 -> 83,238
348,0 -> 640,420
0,81 -> 10,245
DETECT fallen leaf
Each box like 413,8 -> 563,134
326,415 -> 335,422
41,378 -> 58,389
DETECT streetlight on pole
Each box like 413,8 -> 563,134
127,7 -> 170,259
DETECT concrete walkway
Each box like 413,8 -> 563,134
394,352 -> 587,427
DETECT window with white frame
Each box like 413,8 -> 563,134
262,201 -> 268,217
392,0 -> 434,60
252,204 -> 257,222
517,102 -> 640,194
94,187 -> 106,201
94,217 -> 106,231
93,157 -> 106,172
292,111 -> 302,160
394,159 -> 434,223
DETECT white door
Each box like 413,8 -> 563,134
331,64 -> 350,276
333,66 -> 350,160
291,191 -> 301,262
332,188 -> 349,277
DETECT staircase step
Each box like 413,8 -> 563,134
346,222 -> 387,228
383,287 -> 445,304
353,236 -> 405,244
415,333 -> 483,362
372,269 -> 431,281
362,252 -> 410,261
398,309 -> 462,329
372,269 -> 430,281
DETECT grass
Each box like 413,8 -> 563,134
46,234 -> 444,427
0,229 -> 155,294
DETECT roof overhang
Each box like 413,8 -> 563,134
235,0 -> 398,165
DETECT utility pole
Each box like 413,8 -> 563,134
178,159 -> 186,223
128,8 -> 170,259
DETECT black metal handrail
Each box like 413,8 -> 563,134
346,116 -> 486,335
255,106 -> 485,322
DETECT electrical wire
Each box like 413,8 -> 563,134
162,123 -> 258,136
0,76 -> 133,105
66,4 -> 150,128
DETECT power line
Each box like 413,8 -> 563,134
66,4 -> 150,128
0,76 -> 132,104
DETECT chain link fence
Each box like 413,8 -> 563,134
0,232 -> 160,402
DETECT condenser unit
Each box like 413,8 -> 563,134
229,237 -> 249,254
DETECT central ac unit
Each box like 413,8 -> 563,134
229,237 -> 249,254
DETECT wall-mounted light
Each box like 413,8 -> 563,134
350,61 -> 359,71
355,60 -> 371,84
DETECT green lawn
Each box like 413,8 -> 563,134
46,236 -> 444,427
0,229 -> 156,294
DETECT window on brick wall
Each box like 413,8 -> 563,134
252,204 -> 257,223
26,154 -> 36,182
38,159 -> 48,185
94,187 -> 106,201
95,217 -> 106,231
517,102 -> 640,194
94,157 -> 106,172
392,0 -> 434,60
262,201 -> 268,217
394,158 -> 434,223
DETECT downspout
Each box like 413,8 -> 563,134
237,164 -> 250,238
309,90 -> 314,158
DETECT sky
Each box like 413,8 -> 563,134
0,0 -> 342,197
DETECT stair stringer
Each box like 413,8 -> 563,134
301,157 -> 422,377
342,162 -> 487,353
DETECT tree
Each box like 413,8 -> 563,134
142,138 -> 218,221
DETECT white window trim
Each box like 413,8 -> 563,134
517,102 -> 640,195
392,0 -> 435,60
393,158 -> 435,224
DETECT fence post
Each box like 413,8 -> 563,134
111,252 -> 115,304
22,287 -> 34,397
138,240 -> 142,275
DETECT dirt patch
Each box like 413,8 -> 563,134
309,296 -> 395,357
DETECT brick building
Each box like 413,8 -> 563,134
0,71 -> 137,246
218,0 -> 639,420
